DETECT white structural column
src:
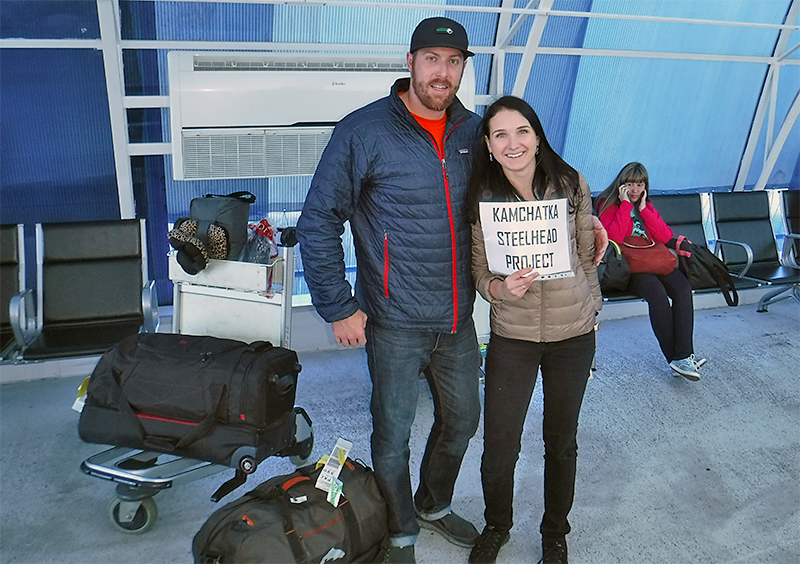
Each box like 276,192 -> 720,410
733,0 -> 800,191
97,0 -> 136,218
511,0 -> 553,98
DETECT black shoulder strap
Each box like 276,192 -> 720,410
697,247 -> 739,306
274,488 -> 309,564
105,367 -> 147,441
174,386 -> 228,450
338,464 -> 364,555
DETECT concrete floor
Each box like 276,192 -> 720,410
0,298 -> 798,564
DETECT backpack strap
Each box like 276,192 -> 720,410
696,246 -> 739,306
675,235 -> 692,257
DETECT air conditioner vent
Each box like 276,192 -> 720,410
181,128 -> 333,180
193,55 -> 408,73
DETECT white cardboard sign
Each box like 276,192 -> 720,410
478,199 -> 574,280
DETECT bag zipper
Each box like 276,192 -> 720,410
137,413 -> 199,426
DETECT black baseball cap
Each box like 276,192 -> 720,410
410,17 -> 474,58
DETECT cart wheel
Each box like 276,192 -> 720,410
107,496 -> 158,534
239,455 -> 257,474
289,429 -> 314,467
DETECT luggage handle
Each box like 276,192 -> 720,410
623,236 -> 655,249
203,191 -> 257,204
269,373 -> 296,396
248,341 -> 274,353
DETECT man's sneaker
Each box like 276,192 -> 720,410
468,525 -> 510,563
538,539 -> 568,563
690,354 -> 707,369
669,357 -> 701,381
374,545 -> 415,564
417,511 -> 479,547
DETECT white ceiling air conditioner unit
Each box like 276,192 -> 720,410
168,51 -> 476,181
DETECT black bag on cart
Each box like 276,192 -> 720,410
192,458 -> 388,564
78,333 -> 302,470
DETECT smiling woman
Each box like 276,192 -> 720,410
465,95 -> 601,564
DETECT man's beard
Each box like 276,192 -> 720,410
411,74 -> 460,112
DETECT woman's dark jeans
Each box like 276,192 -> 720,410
628,269 -> 694,362
365,319 -> 481,545
481,330 -> 594,542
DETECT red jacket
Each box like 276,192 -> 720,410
598,199 -> 674,244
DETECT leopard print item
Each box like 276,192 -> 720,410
203,223 -> 229,259
168,219 -> 230,260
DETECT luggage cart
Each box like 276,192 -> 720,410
80,228 -> 314,534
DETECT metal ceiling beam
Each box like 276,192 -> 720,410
2,36 -> 792,67
512,0 -> 553,98
97,0 -> 135,219
497,0 -> 537,50
734,0 -> 800,191
489,0 -> 520,101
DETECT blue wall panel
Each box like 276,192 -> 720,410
0,47 -> 120,294
0,49 -> 120,223
0,1 -> 100,40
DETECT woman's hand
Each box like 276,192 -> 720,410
618,184 -> 631,203
638,188 -> 647,212
489,269 -> 539,300
592,216 -> 609,266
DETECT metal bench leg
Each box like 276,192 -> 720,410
756,285 -> 798,312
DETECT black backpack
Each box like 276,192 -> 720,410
597,240 -> 631,294
676,238 -> 739,306
192,458 -> 388,563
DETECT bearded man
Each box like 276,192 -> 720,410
297,17 -> 482,564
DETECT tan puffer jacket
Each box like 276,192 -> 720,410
471,173 -> 601,343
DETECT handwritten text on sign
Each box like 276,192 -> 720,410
479,199 -> 573,279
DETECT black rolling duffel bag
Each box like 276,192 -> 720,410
78,333 -> 301,469
192,458 -> 388,564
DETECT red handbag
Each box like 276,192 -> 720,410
620,234 -> 677,275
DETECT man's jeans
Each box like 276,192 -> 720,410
365,319 -> 481,546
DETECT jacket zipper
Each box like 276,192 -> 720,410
383,232 -> 389,298
428,122 -> 464,333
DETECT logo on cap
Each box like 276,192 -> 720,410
436,27 -> 454,35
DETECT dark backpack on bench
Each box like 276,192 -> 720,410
675,238 -> 739,306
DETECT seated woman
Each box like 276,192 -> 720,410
595,162 -> 706,381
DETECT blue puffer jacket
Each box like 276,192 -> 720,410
297,77 -> 481,333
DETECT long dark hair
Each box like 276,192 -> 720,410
465,95 -> 581,224
594,162 -> 650,217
